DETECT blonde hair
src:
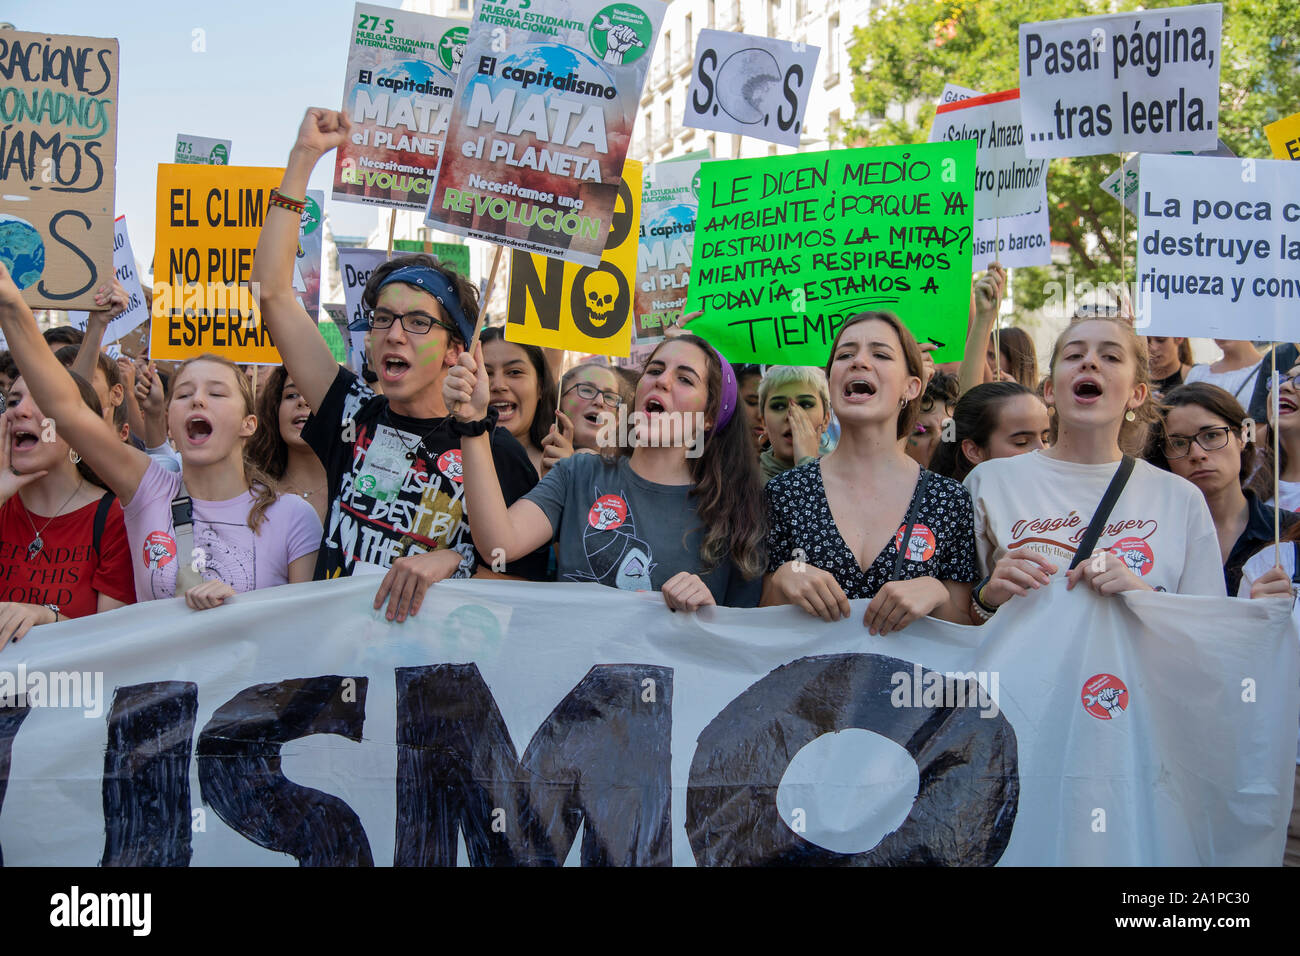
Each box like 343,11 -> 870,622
168,354 -> 280,533
757,366 -> 831,420
1047,317 -> 1157,456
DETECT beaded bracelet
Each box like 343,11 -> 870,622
269,189 -> 306,215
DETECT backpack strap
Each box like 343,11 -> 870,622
1069,456 -> 1136,571
890,469 -> 933,581
170,481 -> 207,595
91,491 -> 115,556
1291,541 -> 1300,585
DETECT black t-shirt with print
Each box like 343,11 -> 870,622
765,459 -> 978,599
302,367 -> 549,581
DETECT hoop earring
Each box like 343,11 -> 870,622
69,449 -> 81,464
1124,409 -> 1136,422
899,397 -> 907,409
1047,405 -> 1056,417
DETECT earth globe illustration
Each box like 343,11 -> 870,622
374,58 -> 454,93
716,48 -> 781,125
465,43 -> 617,119
0,215 -> 45,289
647,203 -> 696,241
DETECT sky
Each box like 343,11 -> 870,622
5,0 -> 399,266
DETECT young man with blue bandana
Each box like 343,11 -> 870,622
252,108 -> 548,622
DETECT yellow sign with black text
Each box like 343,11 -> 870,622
505,161 -> 641,357
151,164 -> 284,362
1265,111 -> 1300,161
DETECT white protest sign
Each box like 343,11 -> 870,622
1019,3 -> 1221,158
929,89 -> 1046,220
939,83 -> 982,105
174,133 -> 230,166
973,198 -> 1053,269
1102,139 -> 1235,215
337,248 -> 388,374
1137,154 -> 1300,338
67,215 -> 150,346
683,30 -> 821,147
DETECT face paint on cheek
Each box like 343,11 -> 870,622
415,340 -> 446,368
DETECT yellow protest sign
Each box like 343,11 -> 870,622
1264,111 -> 1300,161
151,164 -> 284,362
505,161 -> 641,357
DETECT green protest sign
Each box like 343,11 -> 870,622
392,239 -> 472,279
683,142 -> 975,365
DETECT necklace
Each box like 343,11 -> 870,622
23,478 -> 84,561
385,409 -> 444,462
284,481 -> 326,500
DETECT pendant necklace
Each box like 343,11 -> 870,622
23,478 -> 84,561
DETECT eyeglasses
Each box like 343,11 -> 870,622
562,382 -> 623,408
367,307 -> 453,336
1266,371 -> 1300,392
1162,426 -> 1232,460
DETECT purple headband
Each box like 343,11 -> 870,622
708,344 -> 738,432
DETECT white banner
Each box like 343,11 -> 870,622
1019,3 -> 1221,158
972,198 -> 1053,269
683,30 -> 821,147
173,134 -> 230,166
1137,154 -> 1300,338
929,90 -> 1046,220
0,577 -> 1294,866
66,215 -> 151,347
337,247 -> 388,373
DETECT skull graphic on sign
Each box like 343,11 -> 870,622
571,265 -> 628,338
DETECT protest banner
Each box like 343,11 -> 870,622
1101,140 -> 1235,215
294,190 -> 325,321
973,198 -> 1052,269
507,161 -> 640,356
67,216 -> 150,346
338,247 -> 389,373
683,30 -> 820,148
929,90 -> 1046,220
391,238 -> 472,278
150,164 -> 283,364
1137,154 -> 1300,339
174,134 -> 231,166
0,30 -> 118,310
1265,110 -> 1300,161
426,0 -> 666,267
635,159 -> 702,345
683,142 -> 975,365
333,3 -> 466,211
939,83 -> 981,105
1019,3 -> 1221,159
0,576 -> 1293,866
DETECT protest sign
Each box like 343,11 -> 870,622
320,303 -> 350,362
294,190 -> 325,321
67,216 -> 150,346
1265,111 -> 1300,161
939,83 -> 981,105
0,576 -> 1293,866
635,159 -> 702,345
391,238 -> 472,278
683,142 -> 976,365
150,164 -> 283,364
973,197 -> 1052,269
1101,140 -> 1235,215
333,3 -> 466,211
338,247 -> 389,373
683,31 -> 820,148
929,89 -> 1046,220
507,161 -> 640,356
426,0 -> 666,267
174,134 -> 230,166
0,30 -> 118,310
1137,154 -> 1300,339
1019,3 -> 1221,158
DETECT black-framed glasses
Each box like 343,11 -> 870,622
367,307 -> 452,336
563,381 -> 623,408
1162,426 -> 1232,460
1267,371 -> 1300,392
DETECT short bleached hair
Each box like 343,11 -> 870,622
758,365 -> 831,416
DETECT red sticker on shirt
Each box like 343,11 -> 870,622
1082,673 -> 1128,720
895,523 -> 937,562
588,494 -> 628,530
1107,537 -> 1154,576
142,531 -> 176,570
437,449 -> 464,483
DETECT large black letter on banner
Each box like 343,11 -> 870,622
101,682 -> 198,866
197,676 -> 372,866
686,654 -> 1018,865
395,663 -> 672,866
0,705 -> 32,867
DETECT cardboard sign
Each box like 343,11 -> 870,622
1136,154 -> 1300,339
150,164 -> 284,363
635,159 -> 703,345
333,2 -> 466,211
0,30 -> 119,310
426,0 -> 666,267
1019,3 -> 1221,158
174,134 -> 231,166
1265,111 -> 1300,161
67,216 -> 150,346
295,190 -> 325,320
683,31 -> 820,147
683,143 -> 976,365
506,160 -> 640,356
391,239 -> 472,278
929,89 -> 1046,220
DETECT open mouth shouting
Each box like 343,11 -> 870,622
381,353 -> 411,384
643,395 -> 667,416
1071,378 -> 1103,405
291,413 -> 309,433
1279,394 -> 1297,417
11,428 -> 39,453
491,401 -> 517,425
185,414 -> 214,446
842,379 -> 877,402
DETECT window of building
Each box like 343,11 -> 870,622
828,15 -> 840,81
664,96 -> 673,138
828,109 -> 841,143
684,14 -> 693,62
664,29 -> 672,73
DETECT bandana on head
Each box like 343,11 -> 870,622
707,344 -> 738,433
376,266 -> 474,345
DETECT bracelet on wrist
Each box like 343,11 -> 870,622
447,405 -> 499,438
269,188 -> 306,215
972,576 -> 1000,615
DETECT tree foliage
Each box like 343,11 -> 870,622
846,0 -> 1300,313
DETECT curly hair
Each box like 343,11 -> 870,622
361,253 -> 478,346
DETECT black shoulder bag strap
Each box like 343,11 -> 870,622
1291,541 -> 1300,585
1067,455 -> 1136,571
91,491 -> 116,556
890,469 -> 933,581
